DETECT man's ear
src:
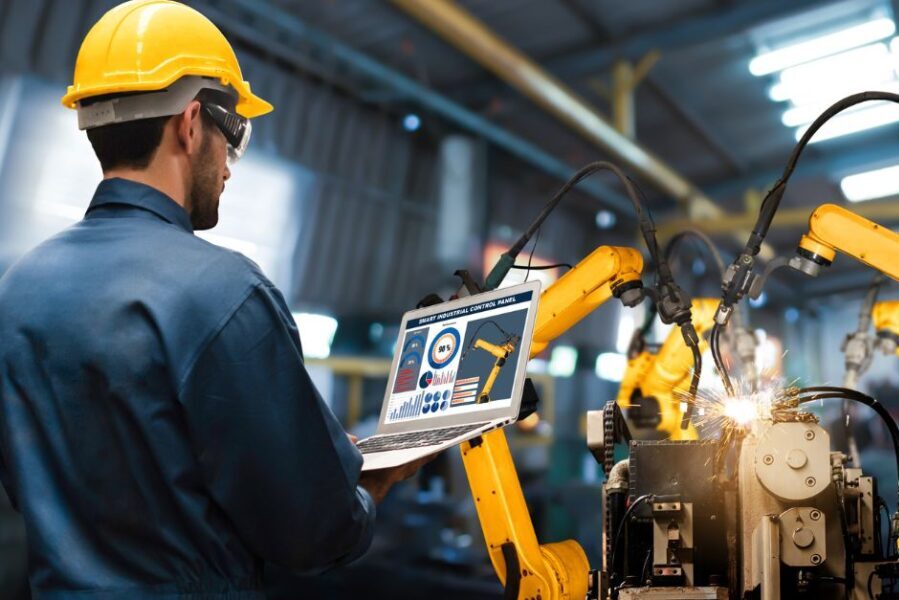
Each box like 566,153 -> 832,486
174,101 -> 204,156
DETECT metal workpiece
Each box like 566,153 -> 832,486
754,422 -> 831,501
777,507 -> 826,567
751,515 -> 781,600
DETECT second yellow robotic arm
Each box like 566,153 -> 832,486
616,298 -> 718,440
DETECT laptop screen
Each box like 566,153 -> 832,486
383,283 -> 539,428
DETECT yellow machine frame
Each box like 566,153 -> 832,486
616,298 -> 718,440
460,245 -> 643,599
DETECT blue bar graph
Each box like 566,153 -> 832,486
390,392 -> 424,421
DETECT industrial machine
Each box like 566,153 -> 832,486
452,137 -> 899,598
592,386 -> 899,599
686,91 -> 899,599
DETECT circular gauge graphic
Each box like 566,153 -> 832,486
422,404 -> 431,414
442,390 -> 450,401
425,392 -> 433,403
419,371 -> 433,389
431,403 -> 440,413
428,327 -> 460,369
440,401 -> 448,411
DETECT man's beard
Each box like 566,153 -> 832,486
188,133 -> 222,230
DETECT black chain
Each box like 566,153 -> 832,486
603,401 -> 617,477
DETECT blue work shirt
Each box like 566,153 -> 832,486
0,178 -> 375,599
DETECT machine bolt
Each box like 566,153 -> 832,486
787,449 -> 808,469
792,527 -> 815,548
763,454 -> 774,465
810,510 -> 821,521
805,430 -> 815,440
810,554 -> 822,565
805,477 -> 816,487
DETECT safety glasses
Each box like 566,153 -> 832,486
202,103 -> 251,165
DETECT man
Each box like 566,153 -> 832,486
0,1 -> 422,597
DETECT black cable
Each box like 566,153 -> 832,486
680,340 -> 703,429
523,227 -> 541,283
510,262 -> 573,271
711,324 -> 735,396
836,481 -> 855,600
746,91 -> 899,257
609,494 -> 654,593
487,161 -> 658,291
640,549 -> 652,587
795,387 -> 899,502
663,229 -> 726,282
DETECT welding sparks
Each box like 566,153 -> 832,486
722,392 -> 775,426
675,375 -> 786,439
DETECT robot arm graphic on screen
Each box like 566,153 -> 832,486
461,322 -> 521,404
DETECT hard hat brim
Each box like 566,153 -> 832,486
62,70 -> 273,119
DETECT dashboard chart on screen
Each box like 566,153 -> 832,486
384,290 -> 533,424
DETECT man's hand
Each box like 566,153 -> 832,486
358,455 -> 434,504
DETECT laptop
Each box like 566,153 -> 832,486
358,280 -> 541,471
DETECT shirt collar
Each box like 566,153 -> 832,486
87,178 -> 194,233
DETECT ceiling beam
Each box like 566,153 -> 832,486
190,0 -> 635,214
547,0 -> 831,78
451,0 -> 830,106
388,0 -> 776,258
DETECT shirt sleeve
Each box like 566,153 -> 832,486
179,279 -> 375,573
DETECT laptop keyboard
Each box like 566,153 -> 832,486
357,423 -> 491,454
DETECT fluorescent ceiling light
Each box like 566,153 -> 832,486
595,352 -> 627,382
780,85 -> 899,127
840,163 -> 899,201
770,43 -> 894,104
548,345 -> 578,378
749,18 -> 895,76
795,101 -> 899,142
291,312 -> 339,359
779,42 -> 890,85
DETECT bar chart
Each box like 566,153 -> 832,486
390,392 -> 425,421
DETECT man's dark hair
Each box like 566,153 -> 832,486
86,116 -> 171,172
84,88 -> 234,172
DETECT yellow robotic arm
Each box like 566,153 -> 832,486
460,245 -> 643,600
616,298 -> 718,440
793,204 -> 899,280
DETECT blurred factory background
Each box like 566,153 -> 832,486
2,0 -> 899,598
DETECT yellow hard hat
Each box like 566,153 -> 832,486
61,0 -> 272,119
